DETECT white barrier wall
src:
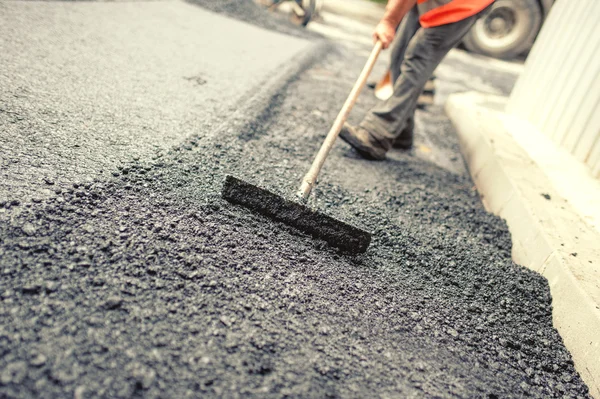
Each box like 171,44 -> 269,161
507,0 -> 600,178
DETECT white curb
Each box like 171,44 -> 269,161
446,91 -> 600,398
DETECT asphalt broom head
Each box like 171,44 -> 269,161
222,175 -> 371,254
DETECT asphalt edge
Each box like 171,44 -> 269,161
200,39 -> 333,146
446,91 -> 600,399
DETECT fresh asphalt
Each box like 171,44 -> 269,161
0,1 -> 591,398
0,0 -> 311,204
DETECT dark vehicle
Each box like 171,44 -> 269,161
463,0 -> 554,59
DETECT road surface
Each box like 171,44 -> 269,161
0,1 -> 590,398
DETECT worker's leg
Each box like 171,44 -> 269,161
389,6 -> 420,145
360,14 -> 482,149
389,5 -> 420,85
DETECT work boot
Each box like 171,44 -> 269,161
392,117 -> 414,149
416,78 -> 435,109
416,92 -> 434,110
339,123 -> 387,160
423,78 -> 435,94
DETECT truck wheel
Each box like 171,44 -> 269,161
462,0 -> 543,59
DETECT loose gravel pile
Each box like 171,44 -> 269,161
0,1 -> 591,398
187,0 -> 321,39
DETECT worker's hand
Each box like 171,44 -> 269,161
373,19 -> 396,49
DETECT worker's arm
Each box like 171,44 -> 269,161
374,0 -> 418,49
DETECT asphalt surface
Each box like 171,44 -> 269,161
0,0 -> 311,204
187,0 -> 321,39
0,1 -> 591,398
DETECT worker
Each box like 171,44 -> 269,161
340,0 -> 494,159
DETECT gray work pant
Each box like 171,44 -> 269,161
360,7 -> 487,148
389,6 -> 421,86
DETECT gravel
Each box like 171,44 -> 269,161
0,1 -> 591,398
0,0 -> 311,205
186,0 -> 321,39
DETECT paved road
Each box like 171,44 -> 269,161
0,0 -> 311,203
0,1 -> 591,398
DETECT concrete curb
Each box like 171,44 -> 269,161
446,91 -> 600,398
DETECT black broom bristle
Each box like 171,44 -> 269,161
222,175 -> 371,254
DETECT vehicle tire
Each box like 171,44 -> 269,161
462,0 -> 543,59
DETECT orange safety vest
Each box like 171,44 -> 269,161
417,0 -> 495,28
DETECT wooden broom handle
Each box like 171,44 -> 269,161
297,40 -> 383,200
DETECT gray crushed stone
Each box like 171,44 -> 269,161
0,0 -> 311,204
186,0 -> 321,39
0,48 -> 590,398
0,1 -> 590,398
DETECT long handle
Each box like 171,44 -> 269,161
297,40 -> 383,200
